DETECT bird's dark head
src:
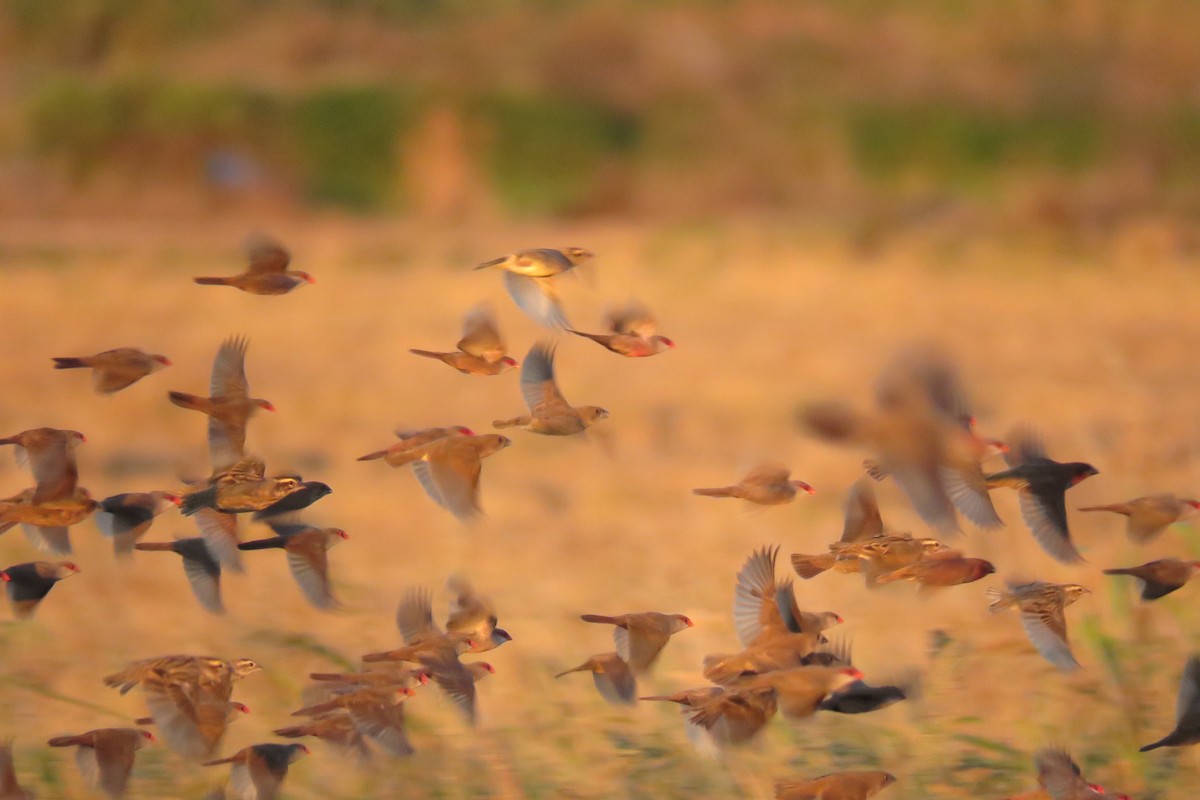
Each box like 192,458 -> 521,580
494,627 -> 513,642
1068,463 -> 1099,484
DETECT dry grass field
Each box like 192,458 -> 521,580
1,216 -> 1199,798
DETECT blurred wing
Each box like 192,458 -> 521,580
733,545 -> 782,647
208,416 -> 246,472
349,702 -> 413,757
889,463 -> 959,536
94,736 -> 136,798
413,449 -> 482,521
940,464 -> 1003,529
841,477 -> 884,542
741,463 -> 790,489
593,664 -> 637,706
181,546 -> 225,615
285,538 -> 337,610
1175,656 -> 1200,729
22,524 -> 71,555
502,272 -> 568,329
520,342 -> 571,416
456,306 -> 506,361
616,625 -> 669,673
1019,606 -> 1079,671
29,443 -> 77,502
193,508 -> 244,574
605,300 -> 656,337
210,337 -> 250,400
430,664 -> 477,725
144,681 -> 213,759
1004,426 -> 1046,467
228,763 -> 257,800
1018,489 -> 1082,564
245,234 -> 290,275
395,588 -> 440,643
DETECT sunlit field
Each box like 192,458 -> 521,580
1,217 -> 1199,798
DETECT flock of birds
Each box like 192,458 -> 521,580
0,237 -> 1197,800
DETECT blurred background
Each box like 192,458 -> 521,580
2,2 -> 1200,799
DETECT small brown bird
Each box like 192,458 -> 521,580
0,488 -> 98,555
444,575 -> 512,652
774,770 -> 897,800
409,434 -> 511,521
1104,558 -> 1200,601
792,533 -> 948,588
95,491 -> 181,556
683,685 -> 778,747
494,341 -> 608,435
579,611 -> 693,673
238,523 -> 348,609
136,675 -> 248,760
308,667 -> 429,690
0,428 -> 86,503
0,739 -> 33,800
987,580 -> 1090,671
985,427 -> 1098,564
837,477 -> 886,543
1141,654 -> 1200,751
302,682 -> 422,759
875,551 -> 996,593
361,589 -> 483,723
180,457 -> 327,518
568,300 -> 675,358
1079,493 -> 1200,542
1029,748 -> 1129,799
742,665 -> 864,720
1,561 -> 79,618
52,348 -> 171,394
409,306 -> 518,375
356,425 -> 473,467
194,235 -> 313,295
477,247 -> 593,329
476,247 -> 593,278
47,728 -> 154,800
555,652 -> 637,705
133,538 -> 224,614
203,743 -> 309,800
732,546 -> 842,649
693,464 -> 815,506
273,715 -> 367,760
168,337 -> 274,470
800,348 -> 1000,535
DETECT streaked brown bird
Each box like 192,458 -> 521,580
444,575 -> 512,652
693,464 -> 815,506
180,457 -> 328,518
1,561 -> 79,618
568,300 -> 675,358
409,434 -> 511,521
494,341 -> 608,435
52,348 -> 171,394
95,491 -> 180,556
238,523 -> 348,609
774,770 -> 897,799
579,610 -> 693,673
1079,493 -> 1200,542
987,580 -> 1090,671
356,425 -> 473,467
133,538 -> 224,614
985,427 -> 1098,564
194,235 -> 313,295
47,729 -> 153,800
291,684 -> 416,757
1104,558 -> 1200,601
875,551 -> 996,592
409,306 -> 518,375
203,743 -> 309,800
168,337 -> 274,470
800,347 -> 1001,535
103,655 -> 261,697
1141,654 -> 1200,751
555,652 -> 637,705
0,739 -> 33,800
792,533 -> 947,588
